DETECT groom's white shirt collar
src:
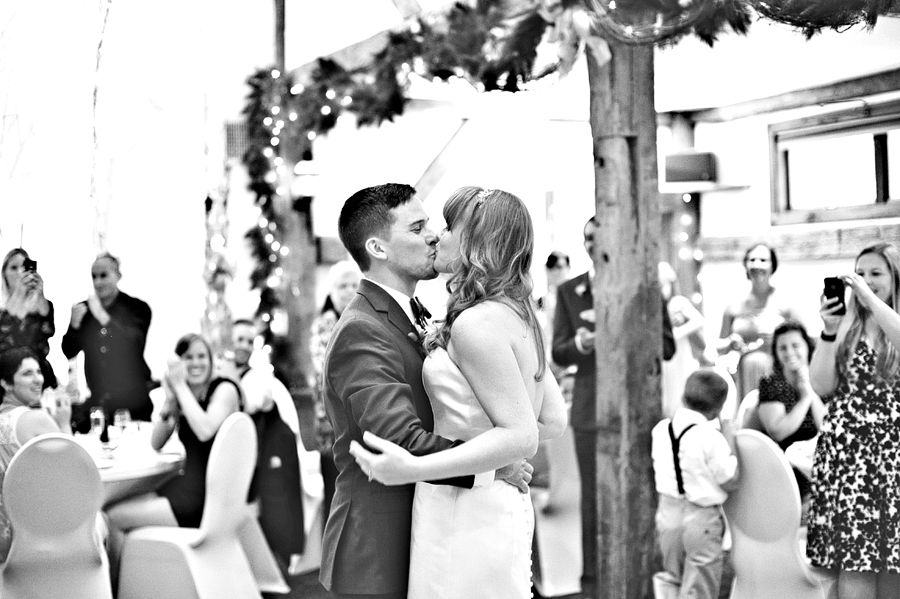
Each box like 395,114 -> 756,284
366,277 -> 416,326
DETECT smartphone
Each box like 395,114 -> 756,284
21,259 -> 37,272
823,277 -> 846,315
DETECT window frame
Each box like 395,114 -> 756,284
769,99 -> 900,226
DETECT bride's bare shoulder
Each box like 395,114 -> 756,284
454,301 -> 519,329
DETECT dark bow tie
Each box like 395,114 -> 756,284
410,296 -> 431,329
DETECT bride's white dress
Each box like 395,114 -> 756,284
408,347 -> 534,599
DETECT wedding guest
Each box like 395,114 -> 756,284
105,334 -> 241,581
807,242 -> 900,598
660,261 -> 706,417
0,249 -> 57,389
651,369 -> 739,599
0,348 -> 72,561
62,253 -> 155,430
229,318 -> 306,564
551,217 -> 600,595
757,320 -> 825,499
310,259 -> 361,514
717,243 -> 802,398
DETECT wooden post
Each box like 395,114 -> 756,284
271,0 -> 315,390
586,37 -> 663,599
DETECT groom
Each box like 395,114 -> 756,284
319,184 -> 529,599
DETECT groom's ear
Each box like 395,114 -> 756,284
364,237 -> 387,262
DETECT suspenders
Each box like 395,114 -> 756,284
667,421 -> 697,496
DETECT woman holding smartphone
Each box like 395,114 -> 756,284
807,242 -> 900,599
0,249 -> 56,389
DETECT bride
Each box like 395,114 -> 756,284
351,186 -> 567,598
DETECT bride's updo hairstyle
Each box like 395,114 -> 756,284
427,186 -> 546,380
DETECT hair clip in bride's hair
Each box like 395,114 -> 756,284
475,188 -> 494,206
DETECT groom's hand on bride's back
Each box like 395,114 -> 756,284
496,459 -> 533,494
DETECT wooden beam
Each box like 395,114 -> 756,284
690,68 -> 900,122
698,223 -> 900,262
588,39 -> 661,599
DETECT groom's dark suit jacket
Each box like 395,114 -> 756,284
318,279 -> 470,596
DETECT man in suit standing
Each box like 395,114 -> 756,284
319,183 -> 527,599
552,216 -> 675,596
552,216 -> 601,596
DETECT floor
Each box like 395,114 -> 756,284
283,394 -> 735,599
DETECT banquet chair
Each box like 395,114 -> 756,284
238,509 -> 290,594
735,389 -> 764,432
723,429 -> 826,599
117,412 -> 262,599
710,366 -> 739,422
1,433 -> 112,599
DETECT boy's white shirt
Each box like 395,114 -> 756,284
651,407 -> 737,507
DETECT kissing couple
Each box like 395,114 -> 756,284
318,183 -> 567,599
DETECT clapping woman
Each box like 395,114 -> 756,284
105,334 -> 241,580
0,249 -> 57,389
807,242 -> 900,598
757,321 -> 825,498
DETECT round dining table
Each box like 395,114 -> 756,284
74,432 -> 186,508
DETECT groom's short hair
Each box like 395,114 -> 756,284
338,183 -> 417,271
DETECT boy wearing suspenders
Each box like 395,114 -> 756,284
651,369 -> 740,599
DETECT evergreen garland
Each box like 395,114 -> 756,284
238,0 -> 898,346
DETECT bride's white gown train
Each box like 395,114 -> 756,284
408,348 -> 534,599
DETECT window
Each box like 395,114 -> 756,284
769,100 -> 900,225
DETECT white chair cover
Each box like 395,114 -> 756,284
118,412 -> 262,599
1,433 -> 112,599
735,389 -> 764,432
723,429 -> 827,599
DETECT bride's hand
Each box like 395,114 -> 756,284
350,431 -> 419,485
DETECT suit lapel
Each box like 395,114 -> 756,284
357,280 -> 420,348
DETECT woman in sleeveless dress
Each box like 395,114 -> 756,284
105,333 -> 241,578
808,243 -> 900,598
351,187 -> 568,599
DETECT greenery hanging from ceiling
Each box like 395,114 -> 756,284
238,0 -> 897,358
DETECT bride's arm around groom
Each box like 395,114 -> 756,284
352,294 -> 568,484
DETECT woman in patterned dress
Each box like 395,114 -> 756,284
808,242 -> 900,598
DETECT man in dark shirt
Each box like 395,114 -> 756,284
62,253 -> 155,430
